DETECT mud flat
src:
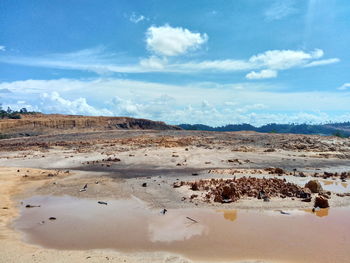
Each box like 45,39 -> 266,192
1,130 -> 350,262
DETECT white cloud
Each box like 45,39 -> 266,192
0,45 -> 5,51
249,49 -> 324,70
172,59 -> 252,72
145,24 -> 208,56
139,56 -> 167,70
246,69 -> 278,79
129,12 -> 147,24
0,46 -> 339,78
1,78 -> 350,126
40,92 -> 112,116
264,0 -> 297,21
338,83 -> 350,91
303,58 -> 340,68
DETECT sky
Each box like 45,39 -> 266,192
0,0 -> 350,126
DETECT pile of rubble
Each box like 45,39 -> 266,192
313,171 -> 349,181
176,177 -> 312,203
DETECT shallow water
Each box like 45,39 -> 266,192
15,195 -> 350,263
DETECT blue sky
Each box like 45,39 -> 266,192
0,0 -> 350,126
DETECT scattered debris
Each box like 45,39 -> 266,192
265,167 -> 285,175
277,210 -> 290,215
25,204 -> 41,208
186,216 -> 198,223
79,184 -> 88,192
182,177 -> 310,204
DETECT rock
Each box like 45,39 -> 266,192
305,180 -> 323,193
301,197 -> 312,202
258,190 -> 266,200
142,183 -> 147,187
264,148 -> 276,152
298,187 -> 312,199
173,182 -> 182,188
299,172 -> 306,177
49,217 -> 56,220
191,182 -> 199,191
97,201 -> 108,205
190,194 -> 198,199
314,196 -> 329,208
263,196 -> 270,202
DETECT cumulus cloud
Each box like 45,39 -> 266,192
338,83 -> 350,91
246,69 -> 277,79
40,92 -> 112,116
129,12 -> 147,24
264,0 -> 297,21
1,78 -> 350,126
0,46 -> 5,51
145,24 -> 208,56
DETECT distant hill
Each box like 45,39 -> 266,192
179,123 -> 350,137
0,114 -> 181,139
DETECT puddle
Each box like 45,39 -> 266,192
302,208 -> 329,217
15,196 -> 350,263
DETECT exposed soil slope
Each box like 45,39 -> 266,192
0,114 -> 181,135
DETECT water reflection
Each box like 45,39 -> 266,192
148,212 -> 207,242
216,209 -> 237,222
320,180 -> 350,193
302,208 -> 329,217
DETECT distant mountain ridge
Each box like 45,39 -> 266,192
179,123 -> 350,137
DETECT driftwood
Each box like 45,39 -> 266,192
186,216 -> 198,223
25,204 -> 41,208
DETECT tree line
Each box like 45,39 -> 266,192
0,105 -> 38,119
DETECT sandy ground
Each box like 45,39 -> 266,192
1,130 -> 350,262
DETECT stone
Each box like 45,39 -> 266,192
305,180 -> 323,193
302,197 -> 312,202
314,196 -> 329,208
